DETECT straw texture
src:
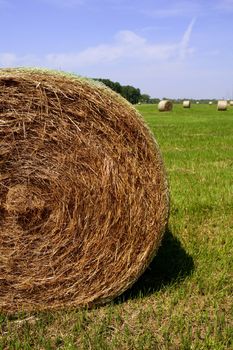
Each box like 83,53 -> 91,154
0,68 -> 169,313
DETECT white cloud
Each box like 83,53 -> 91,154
45,32 -> 176,69
179,18 -> 196,59
46,45 -> 124,67
0,20 -> 195,77
45,21 -> 195,69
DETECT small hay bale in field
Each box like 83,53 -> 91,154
196,101 -> 199,104
217,100 -> 228,111
229,101 -> 233,106
0,68 -> 169,313
183,100 -> 191,108
209,101 -> 213,105
158,100 -> 173,112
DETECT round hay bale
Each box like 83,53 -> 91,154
217,100 -> 228,111
158,100 -> 173,112
183,100 -> 191,108
209,101 -> 213,105
0,68 -> 169,313
229,101 -> 233,106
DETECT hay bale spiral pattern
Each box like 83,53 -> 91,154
0,69 -> 169,312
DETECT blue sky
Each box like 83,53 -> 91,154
1,0 -> 233,98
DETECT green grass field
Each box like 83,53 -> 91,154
1,104 -> 232,350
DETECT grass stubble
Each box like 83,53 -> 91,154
0,104 -> 232,349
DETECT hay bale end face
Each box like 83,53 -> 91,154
0,69 -> 169,313
217,100 -> 228,111
183,100 -> 191,108
158,100 -> 173,112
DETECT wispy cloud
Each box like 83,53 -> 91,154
179,18 -> 196,59
46,20 -> 195,69
0,20 -> 195,70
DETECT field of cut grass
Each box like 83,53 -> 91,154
1,104 -> 232,349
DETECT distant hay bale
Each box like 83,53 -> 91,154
217,100 -> 228,111
229,101 -> 233,106
183,100 -> 191,108
158,100 -> 173,112
196,101 -> 199,104
209,101 -> 213,105
0,68 -> 169,313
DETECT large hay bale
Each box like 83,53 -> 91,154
217,100 -> 227,111
183,100 -> 191,108
0,68 -> 169,313
158,100 -> 173,112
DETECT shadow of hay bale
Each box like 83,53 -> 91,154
116,227 -> 194,302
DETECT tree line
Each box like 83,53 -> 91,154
94,78 -> 159,104
94,78 -> 219,105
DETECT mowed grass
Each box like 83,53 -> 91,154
1,104 -> 232,350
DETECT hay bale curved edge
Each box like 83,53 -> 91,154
183,100 -> 191,108
0,68 -> 169,313
217,100 -> 227,111
158,100 -> 173,112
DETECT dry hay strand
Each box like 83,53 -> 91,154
217,100 -> 228,111
158,100 -> 173,112
183,100 -> 191,108
0,68 -> 169,313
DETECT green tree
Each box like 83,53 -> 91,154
94,78 -> 141,104
121,85 -> 141,104
140,94 -> 151,103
